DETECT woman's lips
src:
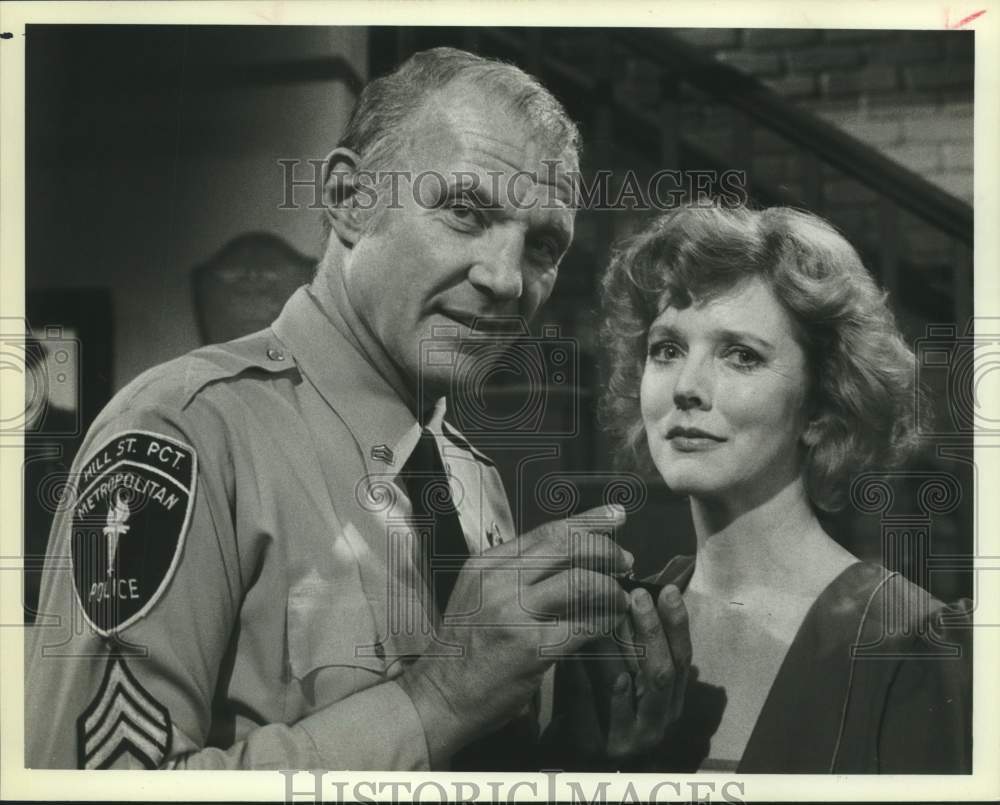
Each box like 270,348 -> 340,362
666,426 -> 726,452
669,435 -> 725,452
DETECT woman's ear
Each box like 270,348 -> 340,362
802,416 -> 825,447
323,147 -> 367,247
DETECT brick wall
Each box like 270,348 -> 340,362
672,28 -> 974,204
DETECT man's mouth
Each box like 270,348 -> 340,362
438,310 -> 525,336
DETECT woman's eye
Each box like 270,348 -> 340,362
648,341 -> 681,362
724,346 -> 762,369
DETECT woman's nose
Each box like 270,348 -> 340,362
673,355 -> 713,411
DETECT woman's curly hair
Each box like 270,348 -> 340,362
600,204 -> 922,512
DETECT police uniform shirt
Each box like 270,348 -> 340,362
24,275 -> 517,770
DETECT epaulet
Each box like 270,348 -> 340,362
114,328 -> 298,413
440,419 -> 495,467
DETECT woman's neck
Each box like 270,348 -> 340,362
687,478 -> 853,600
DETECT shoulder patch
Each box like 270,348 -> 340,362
77,655 -> 172,769
70,431 -> 197,636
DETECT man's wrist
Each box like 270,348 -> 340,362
396,667 -> 469,768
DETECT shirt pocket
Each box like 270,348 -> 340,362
286,580 -> 386,712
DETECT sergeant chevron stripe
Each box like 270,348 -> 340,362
77,655 -> 172,769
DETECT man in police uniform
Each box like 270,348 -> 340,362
26,47 -> 690,770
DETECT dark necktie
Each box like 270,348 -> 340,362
400,428 -> 470,618
402,428 -> 538,771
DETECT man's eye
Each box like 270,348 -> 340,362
528,237 -> 561,265
447,201 -> 483,227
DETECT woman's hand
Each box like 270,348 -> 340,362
544,584 -> 691,767
605,584 -> 692,757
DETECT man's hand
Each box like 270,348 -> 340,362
396,505 -> 631,767
549,583 -> 692,765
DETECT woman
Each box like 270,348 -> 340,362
596,204 -> 971,773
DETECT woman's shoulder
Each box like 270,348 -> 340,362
650,555 -> 972,647
842,563 -> 972,653
836,564 -> 973,773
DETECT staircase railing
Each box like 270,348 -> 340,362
621,29 -> 973,244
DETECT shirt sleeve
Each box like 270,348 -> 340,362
25,397 -> 430,771
166,682 -> 429,770
877,598 -> 973,774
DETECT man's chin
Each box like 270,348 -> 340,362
423,366 -> 477,391
407,364 -> 454,400
412,337 -> 507,395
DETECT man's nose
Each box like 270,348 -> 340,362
469,229 -> 525,302
673,354 -> 713,411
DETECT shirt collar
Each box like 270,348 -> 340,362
272,273 -> 439,479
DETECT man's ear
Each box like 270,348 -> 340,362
323,147 -> 368,247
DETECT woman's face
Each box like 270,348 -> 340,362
640,276 -> 812,505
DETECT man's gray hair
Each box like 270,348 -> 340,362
342,46 -> 581,173
323,47 -> 581,240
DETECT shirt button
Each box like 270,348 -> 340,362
266,348 -> 285,361
374,641 -> 386,661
